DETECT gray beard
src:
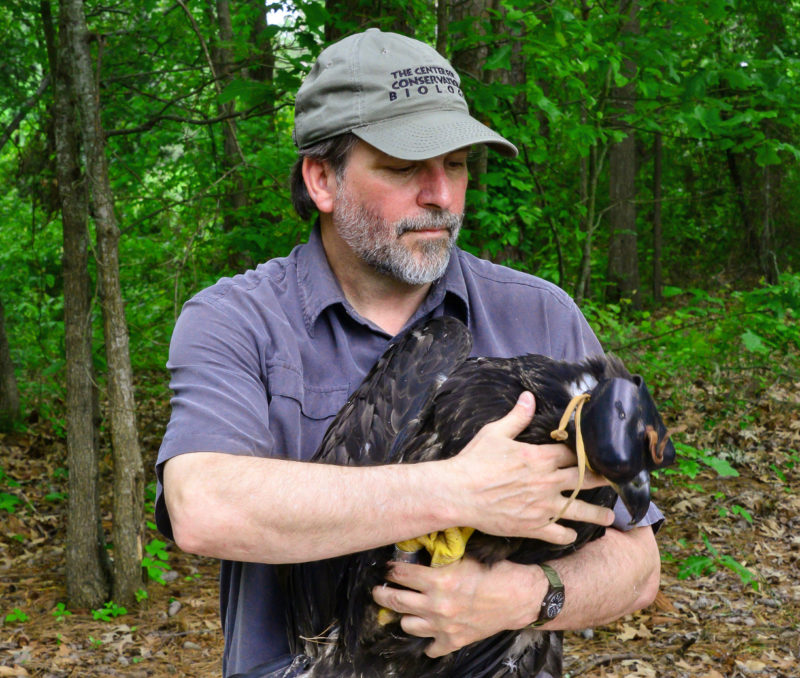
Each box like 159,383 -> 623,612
333,193 -> 463,286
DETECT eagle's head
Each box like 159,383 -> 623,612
580,375 -> 675,524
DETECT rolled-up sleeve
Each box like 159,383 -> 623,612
155,295 -> 275,539
612,497 -> 664,533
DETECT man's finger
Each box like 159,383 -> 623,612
560,499 -> 616,527
424,636 -> 455,659
485,391 -> 536,439
399,614 -> 433,641
372,581 -> 426,616
552,466 -> 611,490
383,560 -> 438,592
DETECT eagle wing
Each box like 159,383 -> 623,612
314,315 -> 472,465
281,316 -> 473,657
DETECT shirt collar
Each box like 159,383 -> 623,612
296,223 -> 470,335
296,223 -> 349,334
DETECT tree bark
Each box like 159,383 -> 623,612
450,0 -> 490,249
60,0 -> 144,606
44,0 -> 110,606
0,297 -> 21,431
248,0 -> 274,84
575,143 -> 608,304
652,131 -> 663,302
606,0 -> 640,308
435,0 -> 448,55
212,0 -> 248,234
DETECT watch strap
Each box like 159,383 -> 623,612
531,563 -> 564,627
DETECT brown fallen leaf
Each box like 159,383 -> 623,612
0,667 -> 29,677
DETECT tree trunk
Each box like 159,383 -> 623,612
652,131 -> 663,302
60,0 -> 144,606
760,164 -> 778,284
450,0 -> 490,250
0,297 -> 20,431
606,0 -> 640,309
213,0 -> 248,234
725,149 -> 756,252
435,0 -> 448,55
575,143 -> 607,304
44,0 -> 110,606
248,0 -> 274,84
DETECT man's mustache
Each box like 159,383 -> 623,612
396,212 -> 463,236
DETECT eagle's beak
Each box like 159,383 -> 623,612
613,470 -> 651,525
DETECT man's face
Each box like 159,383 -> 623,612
331,142 -> 468,285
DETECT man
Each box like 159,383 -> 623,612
156,29 -> 663,678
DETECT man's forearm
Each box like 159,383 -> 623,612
534,524 -> 660,631
164,451 -> 458,563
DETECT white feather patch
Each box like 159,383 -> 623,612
568,373 -> 598,398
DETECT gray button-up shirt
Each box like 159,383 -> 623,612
156,226 -> 662,677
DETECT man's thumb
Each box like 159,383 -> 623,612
496,391 -> 536,437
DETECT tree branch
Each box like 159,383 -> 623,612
175,0 -> 246,165
104,100 -> 290,138
0,75 -> 51,154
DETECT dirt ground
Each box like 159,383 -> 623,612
1,372 -> 798,677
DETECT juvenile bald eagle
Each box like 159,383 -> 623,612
277,316 -> 674,678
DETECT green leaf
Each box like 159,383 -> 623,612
718,555 -> 759,590
740,329 -> 769,355
731,504 -> 753,524
755,141 -> 782,166
535,93 -> 562,121
302,2 -> 329,31
485,45 -> 512,71
218,79 -> 272,106
703,455 -> 739,478
4,608 -> 29,624
677,554 -> 715,579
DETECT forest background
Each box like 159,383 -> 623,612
1,1 -> 798,676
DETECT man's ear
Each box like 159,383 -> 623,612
302,156 -> 337,214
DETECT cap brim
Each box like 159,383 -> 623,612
351,109 -> 518,160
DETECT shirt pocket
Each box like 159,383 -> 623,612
266,363 -> 350,421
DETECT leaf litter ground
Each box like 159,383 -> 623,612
1,363 -> 798,677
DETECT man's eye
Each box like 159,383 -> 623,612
389,165 -> 414,174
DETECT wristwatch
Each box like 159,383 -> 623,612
531,563 -> 565,627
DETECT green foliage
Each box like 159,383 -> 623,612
678,533 -> 759,591
665,442 -> 739,483
585,273 -> 800,397
142,539 -> 171,584
770,449 -> 800,492
1,0 -> 799,434
91,601 -> 128,622
0,467 -> 22,514
52,602 -> 73,620
3,608 -> 29,624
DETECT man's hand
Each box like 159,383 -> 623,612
371,557 -> 539,657
372,526 -> 661,658
444,391 -> 615,545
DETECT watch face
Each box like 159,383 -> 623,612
544,590 -> 565,619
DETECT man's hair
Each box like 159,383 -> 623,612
291,133 -> 360,220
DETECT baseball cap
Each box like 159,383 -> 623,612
293,28 -> 518,160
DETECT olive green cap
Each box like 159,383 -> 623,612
293,28 -> 518,161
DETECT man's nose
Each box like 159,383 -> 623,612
417,165 -> 456,211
